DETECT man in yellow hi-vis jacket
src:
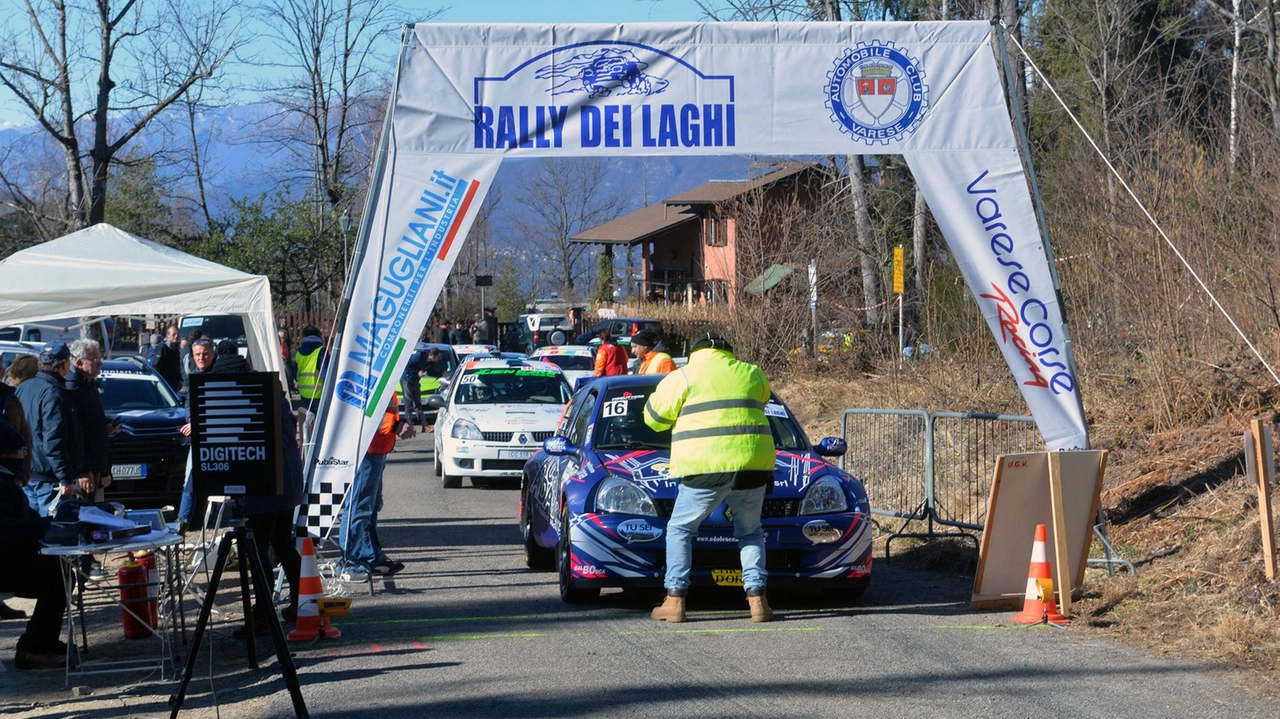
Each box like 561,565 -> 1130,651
643,332 -> 776,623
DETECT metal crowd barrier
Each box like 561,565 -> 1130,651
840,408 -> 1041,561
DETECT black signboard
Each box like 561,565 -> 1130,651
475,275 -> 493,287
189,372 -> 283,498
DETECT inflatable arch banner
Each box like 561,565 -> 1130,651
302,21 -> 1088,537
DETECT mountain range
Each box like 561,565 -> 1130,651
0,103 -> 758,228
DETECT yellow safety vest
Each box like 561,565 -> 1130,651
295,346 -> 324,400
643,348 -> 774,478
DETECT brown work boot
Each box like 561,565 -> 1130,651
650,590 -> 687,623
746,587 -> 773,623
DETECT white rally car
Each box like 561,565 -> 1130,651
428,356 -> 573,488
529,344 -> 596,390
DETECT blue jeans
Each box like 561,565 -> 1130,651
340,453 -> 388,568
177,448 -> 194,524
24,481 -> 58,518
664,484 -> 767,592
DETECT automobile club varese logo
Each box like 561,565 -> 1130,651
825,40 -> 928,145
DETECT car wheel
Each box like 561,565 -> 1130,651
525,343 -> 535,355
522,486 -> 554,570
557,503 -> 600,604
549,330 -> 566,346
441,465 -> 461,489
433,447 -> 442,477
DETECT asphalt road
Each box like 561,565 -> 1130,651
4,433 -> 1276,717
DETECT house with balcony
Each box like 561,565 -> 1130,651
569,162 -> 828,307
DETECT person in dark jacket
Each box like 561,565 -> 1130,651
449,320 -> 470,345
152,325 -> 183,391
176,338 -> 217,530
14,342 -> 84,517
180,329 -> 204,389
211,339 -> 253,373
66,339 -> 115,502
435,319 -> 450,345
0,384 -> 69,669
213,355 -> 304,634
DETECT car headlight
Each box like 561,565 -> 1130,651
451,419 -> 483,440
799,476 -> 848,515
595,475 -> 657,516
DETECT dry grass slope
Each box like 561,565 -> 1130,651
773,353 -> 1280,674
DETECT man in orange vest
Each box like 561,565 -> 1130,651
592,329 -> 628,376
630,330 -> 675,374
340,393 -> 415,582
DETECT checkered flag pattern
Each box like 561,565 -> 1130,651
300,480 -> 351,546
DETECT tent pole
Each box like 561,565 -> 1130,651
301,24 -> 415,504
994,20 -> 1089,449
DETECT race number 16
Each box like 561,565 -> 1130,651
602,400 -> 628,418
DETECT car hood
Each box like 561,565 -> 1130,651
112,407 -> 189,431
594,448 -> 842,497
453,404 -> 565,429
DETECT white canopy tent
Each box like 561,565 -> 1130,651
0,223 -> 283,378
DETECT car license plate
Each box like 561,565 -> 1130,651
112,463 -> 147,479
712,569 -> 743,587
499,449 -> 535,460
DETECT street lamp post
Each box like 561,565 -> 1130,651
339,209 -> 354,286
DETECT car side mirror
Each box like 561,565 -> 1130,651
425,395 -> 447,409
543,435 -> 578,456
815,437 -> 847,457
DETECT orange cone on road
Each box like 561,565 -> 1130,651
1010,524 -> 1069,625
288,537 -> 342,642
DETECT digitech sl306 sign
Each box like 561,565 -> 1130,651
189,372 -> 283,498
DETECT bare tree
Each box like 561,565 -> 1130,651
0,0 -> 244,230
512,158 -> 625,297
257,0 -> 414,213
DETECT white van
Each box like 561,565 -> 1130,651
0,317 -> 113,356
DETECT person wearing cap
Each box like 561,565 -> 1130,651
643,332 -> 776,623
13,342 -> 84,517
592,329 -> 629,377
629,330 -> 676,375
295,325 -> 327,410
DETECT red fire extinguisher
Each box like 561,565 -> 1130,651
118,553 -> 157,639
133,550 -> 160,629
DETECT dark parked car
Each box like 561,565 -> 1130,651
575,317 -> 664,347
99,357 -> 190,509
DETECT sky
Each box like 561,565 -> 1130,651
0,0 -> 714,127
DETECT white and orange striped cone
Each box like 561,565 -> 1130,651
288,537 -> 342,642
1010,524 -> 1070,625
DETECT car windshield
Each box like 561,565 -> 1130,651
536,315 -> 572,330
454,367 -> 571,405
537,355 -> 594,371
180,315 -> 246,343
592,387 -> 809,451
98,371 -> 180,410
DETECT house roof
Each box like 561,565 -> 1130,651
569,203 -> 698,246
664,162 -> 818,205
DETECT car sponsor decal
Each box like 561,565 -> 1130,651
617,519 -> 662,542
764,402 -> 788,418
712,569 -> 743,586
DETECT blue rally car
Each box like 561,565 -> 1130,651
519,375 -> 872,604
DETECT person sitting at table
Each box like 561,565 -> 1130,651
0,382 -> 70,670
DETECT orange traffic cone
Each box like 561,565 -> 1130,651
1010,524 -> 1070,625
288,537 -> 342,642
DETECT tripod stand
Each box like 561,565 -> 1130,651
169,505 -> 309,718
